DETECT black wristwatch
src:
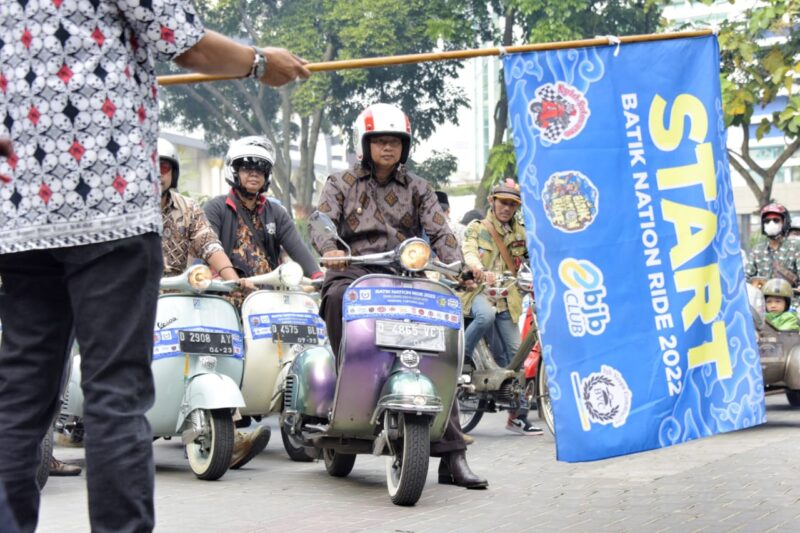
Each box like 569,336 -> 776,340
249,46 -> 267,80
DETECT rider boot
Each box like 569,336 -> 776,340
438,450 -> 488,489
230,426 -> 271,469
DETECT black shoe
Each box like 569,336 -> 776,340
438,451 -> 488,489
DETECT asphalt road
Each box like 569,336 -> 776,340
38,394 -> 800,532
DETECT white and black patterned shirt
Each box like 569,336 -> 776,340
0,0 -> 205,253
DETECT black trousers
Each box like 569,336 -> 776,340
0,234 -> 161,533
320,266 -> 466,456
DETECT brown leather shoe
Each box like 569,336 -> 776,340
437,451 -> 487,489
230,426 -> 271,469
50,457 -> 82,476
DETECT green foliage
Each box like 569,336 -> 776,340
159,0 -> 492,210
714,0 -> 800,205
717,0 -> 799,136
482,140 -> 517,192
407,150 -> 458,189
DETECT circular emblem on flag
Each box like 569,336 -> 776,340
542,170 -> 599,233
528,82 -> 590,143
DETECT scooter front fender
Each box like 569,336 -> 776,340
371,369 -> 443,425
176,372 -> 245,433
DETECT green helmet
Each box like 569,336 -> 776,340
762,278 -> 793,299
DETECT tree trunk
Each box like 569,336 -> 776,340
474,9 -> 514,211
279,87 -> 293,210
297,116 -> 310,214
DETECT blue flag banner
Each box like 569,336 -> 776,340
503,35 -> 765,462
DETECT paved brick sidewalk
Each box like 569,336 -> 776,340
38,394 -> 799,532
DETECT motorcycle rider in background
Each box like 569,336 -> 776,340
461,179 -> 543,436
158,138 -> 267,470
311,103 -> 488,489
746,202 -> 800,308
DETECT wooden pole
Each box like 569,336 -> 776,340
157,29 -> 714,87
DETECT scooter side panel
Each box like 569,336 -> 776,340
329,276 -> 462,440
240,291 -> 328,416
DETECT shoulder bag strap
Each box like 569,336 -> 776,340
482,219 -> 517,276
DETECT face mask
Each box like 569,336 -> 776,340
763,220 -> 782,237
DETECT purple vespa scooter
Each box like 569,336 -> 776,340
281,212 -> 463,506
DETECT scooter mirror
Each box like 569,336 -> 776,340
309,211 -> 338,237
309,211 -> 351,256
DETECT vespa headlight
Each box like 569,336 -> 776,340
278,262 -> 303,288
188,265 -> 212,292
398,239 -> 431,272
399,350 -> 420,368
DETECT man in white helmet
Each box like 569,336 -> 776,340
310,103 -> 488,490
158,139 -> 272,469
204,136 -> 322,288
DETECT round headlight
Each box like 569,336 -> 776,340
399,350 -> 420,368
188,265 -> 212,291
279,262 -> 303,287
398,239 -> 431,272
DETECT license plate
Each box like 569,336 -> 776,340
178,331 -> 236,356
271,324 -> 320,345
375,320 -> 446,352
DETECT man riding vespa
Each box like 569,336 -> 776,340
158,138 -> 268,470
204,136 -> 322,289
746,202 -> 800,308
310,103 -> 488,490
461,179 -> 543,436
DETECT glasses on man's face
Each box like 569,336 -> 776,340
370,137 -> 402,148
159,160 -> 172,175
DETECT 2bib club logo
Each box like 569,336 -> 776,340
558,258 -> 610,337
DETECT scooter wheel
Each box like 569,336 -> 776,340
323,448 -> 356,477
186,409 -> 234,481
386,414 -> 429,506
280,425 -> 315,462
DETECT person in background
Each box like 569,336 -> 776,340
746,202 -> 800,308
762,279 -> 800,332
158,138 -> 269,469
0,1 -> 310,530
461,179 -> 543,436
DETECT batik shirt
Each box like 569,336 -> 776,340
228,206 -> 271,308
0,0 -> 205,253
311,163 -> 460,263
161,189 -> 223,276
746,238 -> 800,287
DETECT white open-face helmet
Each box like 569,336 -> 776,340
224,136 -> 275,193
158,138 -> 180,189
353,103 -> 412,164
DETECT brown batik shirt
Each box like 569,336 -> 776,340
227,206 -> 272,307
311,164 -> 460,263
161,189 -> 224,276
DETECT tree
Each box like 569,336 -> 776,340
475,0 -> 665,209
159,0 -> 493,214
715,0 -> 800,208
407,150 -> 458,189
